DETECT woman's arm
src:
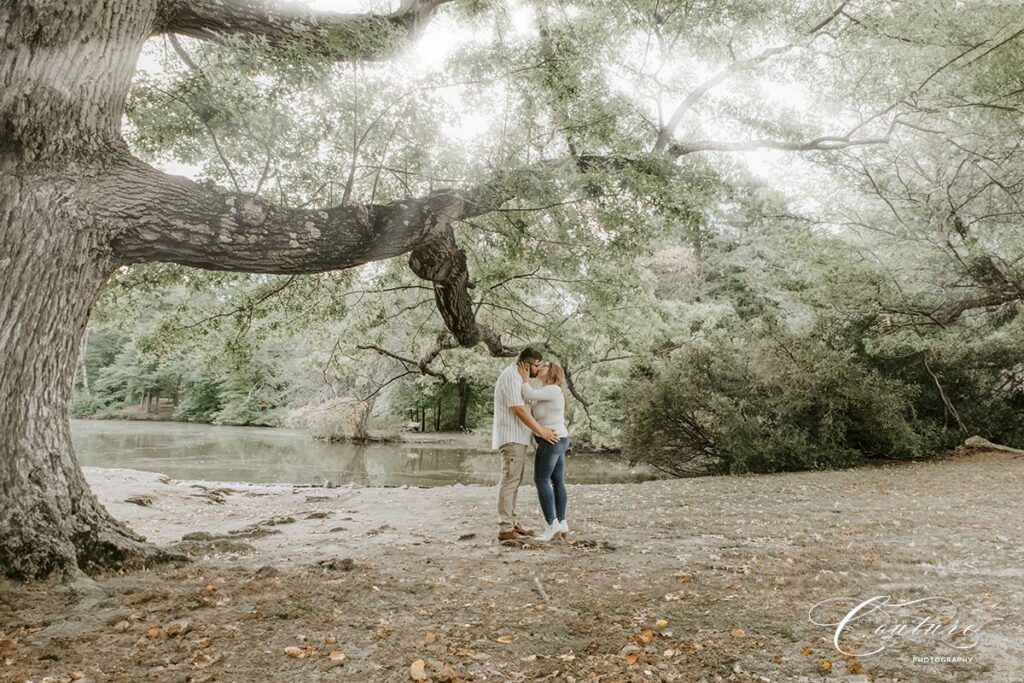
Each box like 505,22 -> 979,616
522,383 -> 559,402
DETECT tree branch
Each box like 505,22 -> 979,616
668,135 -> 891,156
652,44 -> 791,154
651,1 -> 852,154
104,156 -> 514,274
357,343 -> 449,381
99,155 -> 526,358
156,0 -> 454,61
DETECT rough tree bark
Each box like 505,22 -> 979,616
0,170 -> 182,580
0,0 -> 459,580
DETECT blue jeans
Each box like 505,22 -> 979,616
534,436 -> 569,524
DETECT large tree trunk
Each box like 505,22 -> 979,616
0,177 -> 173,580
0,0 -> 180,580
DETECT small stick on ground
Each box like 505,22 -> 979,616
533,576 -> 550,602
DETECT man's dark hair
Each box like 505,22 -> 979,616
517,347 -> 543,364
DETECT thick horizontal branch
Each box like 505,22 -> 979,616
103,157 -> 503,275
668,135 -> 890,156
97,153 -> 536,360
882,288 -> 1023,329
156,0 -> 453,61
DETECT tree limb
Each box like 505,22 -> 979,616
652,44 -> 792,154
156,0 -> 454,61
104,156 -> 511,274
651,0 -> 852,154
807,0 -> 851,36
99,155 -> 527,357
923,356 -> 968,435
357,343 -> 450,381
668,135 -> 891,156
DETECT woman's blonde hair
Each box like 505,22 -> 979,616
544,361 -> 570,409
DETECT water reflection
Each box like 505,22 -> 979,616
70,419 -> 665,487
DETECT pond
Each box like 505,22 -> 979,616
70,419 -> 666,487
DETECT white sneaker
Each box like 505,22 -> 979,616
535,520 -> 560,542
558,519 -> 569,540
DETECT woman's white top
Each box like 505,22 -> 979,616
521,382 -> 569,438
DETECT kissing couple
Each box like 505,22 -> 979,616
491,347 -> 571,543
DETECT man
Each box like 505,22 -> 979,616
492,347 -> 559,542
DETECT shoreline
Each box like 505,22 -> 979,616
70,416 -> 625,456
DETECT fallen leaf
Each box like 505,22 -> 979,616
638,629 -> 654,645
729,629 -> 745,638
626,653 -> 639,665
655,619 -> 669,629
848,661 -> 865,674
409,659 -> 427,680
146,626 -> 162,639
496,635 -> 515,644
284,646 -> 305,659
800,646 -> 813,656
164,619 -> 190,637
821,660 -> 832,670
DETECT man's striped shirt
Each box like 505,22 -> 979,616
491,363 -> 533,450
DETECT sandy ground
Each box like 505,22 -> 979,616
2,448 -> 1023,682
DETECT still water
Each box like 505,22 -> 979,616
70,419 -> 664,487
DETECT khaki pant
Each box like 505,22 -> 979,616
497,442 -> 530,532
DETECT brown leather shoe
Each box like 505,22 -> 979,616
497,531 -> 517,541
514,525 -> 535,537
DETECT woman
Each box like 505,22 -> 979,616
522,361 -> 571,542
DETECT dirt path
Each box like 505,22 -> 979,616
2,449 -> 1023,682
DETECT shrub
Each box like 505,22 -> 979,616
71,393 -> 107,417
624,325 -> 939,475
